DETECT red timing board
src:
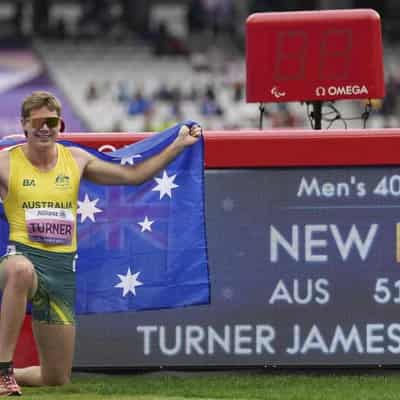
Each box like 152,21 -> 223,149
246,9 -> 385,102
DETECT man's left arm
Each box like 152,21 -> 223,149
82,124 -> 202,185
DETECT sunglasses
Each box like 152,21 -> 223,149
28,117 -> 62,130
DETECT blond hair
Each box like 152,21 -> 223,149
21,91 -> 62,119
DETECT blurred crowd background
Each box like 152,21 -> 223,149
0,0 -> 399,135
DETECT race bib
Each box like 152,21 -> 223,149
25,208 -> 75,245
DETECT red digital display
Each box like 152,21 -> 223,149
246,9 -> 385,102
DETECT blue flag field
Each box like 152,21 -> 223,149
0,122 -> 210,314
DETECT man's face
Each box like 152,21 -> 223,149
22,106 -> 63,146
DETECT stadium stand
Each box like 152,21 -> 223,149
34,37 -> 272,132
0,0 -> 399,133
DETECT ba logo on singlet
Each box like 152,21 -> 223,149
22,179 -> 36,187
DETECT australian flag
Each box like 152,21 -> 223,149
0,122 -> 210,314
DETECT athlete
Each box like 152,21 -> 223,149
0,91 -> 202,395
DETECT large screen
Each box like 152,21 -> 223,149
75,166 -> 400,367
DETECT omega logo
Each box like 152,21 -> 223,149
315,85 -> 369,97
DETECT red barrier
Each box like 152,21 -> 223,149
14,316 -> 38,368
5,129 -> 400,167
59,128 -> 400,167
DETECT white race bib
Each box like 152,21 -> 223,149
25,208 -> 75,245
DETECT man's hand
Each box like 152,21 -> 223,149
175,124 -> 202,148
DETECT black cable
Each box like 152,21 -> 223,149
259,103 -> 265,130
361,100 -> 372,129
303,100 -> 372,130
325,115 -> 343,129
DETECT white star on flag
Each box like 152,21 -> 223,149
120,154 -> 142,165
77,193 -> 103,222
152,170 -> 179,199
115,267 -> 143,296
138,216 -> 154,232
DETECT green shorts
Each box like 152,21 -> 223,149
0,241 -> 77,325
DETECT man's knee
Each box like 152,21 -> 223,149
1,256 -> 35,291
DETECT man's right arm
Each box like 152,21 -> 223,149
0,151 -> 9,201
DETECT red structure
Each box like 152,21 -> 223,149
246,9 -> 385,103
14,316 -> 38,368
